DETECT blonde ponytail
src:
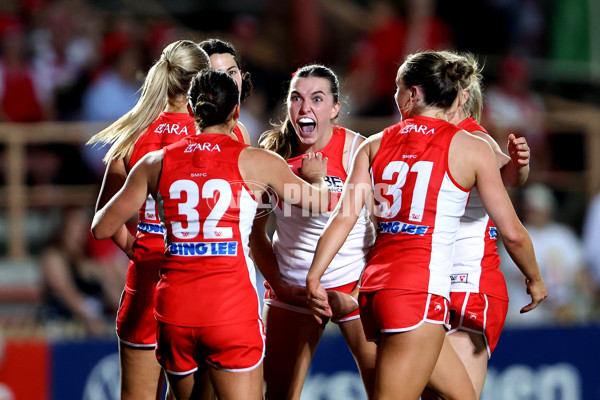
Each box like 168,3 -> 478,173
87,40 -> 209,163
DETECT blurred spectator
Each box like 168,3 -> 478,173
582,190 -> 600,319
81,30 -> 141,123
499,184 -> 593,327
321,0 -> 407,116
229,19 -> 272,144
403,0 -> 454,56
38,206 -> 125,337
482,54 -> 548,169
81,29 -> 142,178
29,0 -> 102,121
230,2 -> 293,115
0,6 -> 99,186
290,0 -> 324,66
0,14 -> 64,186
321,0 -> 452,116
143,21 -> 188,63
0,15 -> 48,122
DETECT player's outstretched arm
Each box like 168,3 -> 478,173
92,151 -> 162,241
307,139 -> 374,323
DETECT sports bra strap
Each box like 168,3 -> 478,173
346,132 -> 361,174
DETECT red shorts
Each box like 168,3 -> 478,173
155,319 -> 265,375
116,290 -> 158,347
264,281 -> 360,323
447,292 -> 508,357
116,256 -> 162,347
358,289 -> 450,342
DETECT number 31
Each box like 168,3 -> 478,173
379,160 -> 433,222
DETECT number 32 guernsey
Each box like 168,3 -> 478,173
154,134 -> 260,327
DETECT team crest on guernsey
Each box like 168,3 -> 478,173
488,226 -> 498,239
325,175 -> 344,193
450,274 -> 468,284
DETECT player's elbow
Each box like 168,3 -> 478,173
500,225 -> 528,249
90,218 -> 110,241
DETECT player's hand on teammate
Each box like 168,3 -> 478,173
507,133 -> 530,168
307,282 -> 332,324
520,277 -> 548,314
271,280 -> 307,307
299,152 -> 328,183
327,291 -> 359,320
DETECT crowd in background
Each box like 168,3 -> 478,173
0,0 -> 599,335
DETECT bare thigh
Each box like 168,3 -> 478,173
210,363 -> 263,400
119,343 -> 165,400
374,323 -> 445,400
263,303 -> 324,400
448,330 -> 488,396
339,319 -> 377,399
424,334 -> 478,400
165,367 -> 217,400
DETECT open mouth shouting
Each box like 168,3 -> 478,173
298,117 -> 316,135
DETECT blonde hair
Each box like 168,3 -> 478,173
438,50 -> 483,122
87,40 -> 209,163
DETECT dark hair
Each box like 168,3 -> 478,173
293,64 -> 340,104
198,38 -> 253,102
400,51 -> 475,111
259,64 -> 340,159
188,69 -> 240,129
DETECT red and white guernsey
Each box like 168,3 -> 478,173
154,134 -> 261,327
125,112 -> 197,294
362,116 -> 470,299
272,126 -> 375,288
451,117 -> 508,300
126,120 -> 245,294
